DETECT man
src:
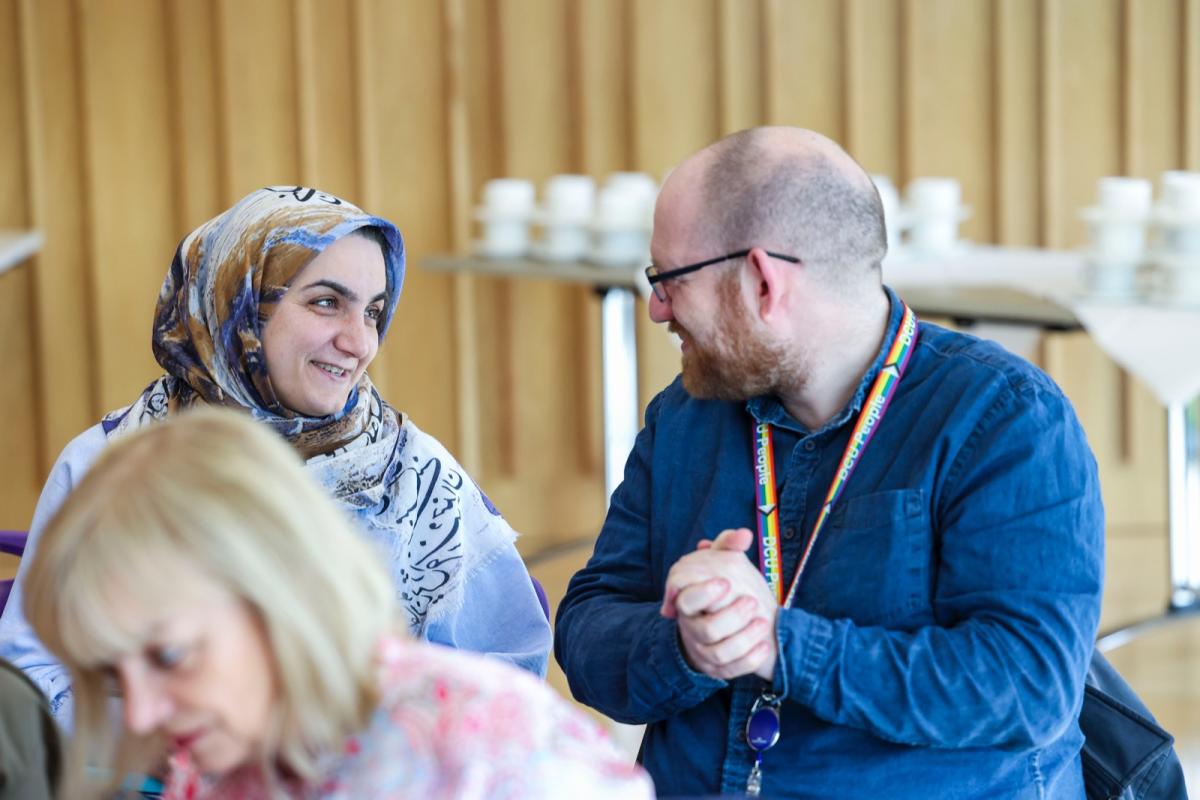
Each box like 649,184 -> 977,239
554,127 -> 1103,799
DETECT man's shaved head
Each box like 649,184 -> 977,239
663,127 -> 887,289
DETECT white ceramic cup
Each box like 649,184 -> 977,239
475,178 -> 535,258
906,178 -> 961,217
1096,176 -> 1152,217
481,178 -> 536,218
1158,171 -> 1200,255
542,175 -> 596,224
871,175 -> 902,252
904,178 -> 963,253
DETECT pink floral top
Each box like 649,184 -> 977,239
163,636 -> 654,799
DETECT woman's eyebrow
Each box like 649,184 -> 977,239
301,280 -> 388,306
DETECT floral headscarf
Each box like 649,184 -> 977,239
103,186 -> 512,629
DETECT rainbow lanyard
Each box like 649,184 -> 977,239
754,303 -> 918,608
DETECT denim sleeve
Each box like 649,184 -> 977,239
774,383 -> 1104,749
0,425 -> 107,729
555,393 -> 725,725
424,540 -> 552,678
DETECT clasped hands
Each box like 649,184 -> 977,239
660,527 -> 779,682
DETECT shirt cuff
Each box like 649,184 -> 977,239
775,607 -> 835,705
649,615 -> 727,702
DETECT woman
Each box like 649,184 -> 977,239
0,186 -> 550,725
22,408 -> 652,799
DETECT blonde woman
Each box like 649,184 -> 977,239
22,408 -> 653,800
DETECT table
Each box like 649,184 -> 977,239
424,250 -> 1200,641
423,255 -> 642,500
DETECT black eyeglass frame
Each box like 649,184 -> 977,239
644,249 -> 801,302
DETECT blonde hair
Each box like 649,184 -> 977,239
23,407 -> 398,798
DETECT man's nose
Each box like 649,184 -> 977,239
648,290 -> 674,324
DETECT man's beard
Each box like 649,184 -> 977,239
674,275 -> 797,402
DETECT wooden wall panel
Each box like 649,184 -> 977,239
905,0 -> 994,243
1042,0 -> 1122,249
0,0 -> 1193,569
630,0 -> 718,175
844,0 -> 902,178
15,0 -> 94,475
716,0 -> 763,136
0,0 -> 39,525
77,0 -> 177,412
164,0 -> 221,231
358,0 -> 457,448
1187,0 -> 1200,168
764,0 -> 845,140
994,0 -> 1041,246
214,0 -> 300,196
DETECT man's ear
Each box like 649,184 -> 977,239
745,247 -> 788,322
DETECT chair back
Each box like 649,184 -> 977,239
530,576 -> 550,622
0,529 -> 28,617
1080,648 -> 1187,799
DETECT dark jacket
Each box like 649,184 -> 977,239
0,658 -> 60,799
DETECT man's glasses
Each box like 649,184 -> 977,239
644,250 -> 800,302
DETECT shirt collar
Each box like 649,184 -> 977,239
745,285 -> 906,436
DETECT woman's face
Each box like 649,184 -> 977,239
111,576 -> 277,774
262,233 -> 388,417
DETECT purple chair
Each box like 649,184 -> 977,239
0,530 -> 28,617
530,576 -> 550,622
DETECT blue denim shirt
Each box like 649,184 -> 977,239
555,288 -> 1104,799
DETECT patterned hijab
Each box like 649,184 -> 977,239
104,186 -> 510,629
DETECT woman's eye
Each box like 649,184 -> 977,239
149,645 -> 188,670
366,306 -> 383,323
312,297 -> 337,310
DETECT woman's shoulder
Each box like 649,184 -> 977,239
333,638 -> 651,798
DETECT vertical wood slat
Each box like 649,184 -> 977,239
76,0 -> 177,412
1187,0 -> 1200,168
15,0 -> 96,478
294,0 -> 319,188
762,0 -> 844,140
903,0 -> 994,243
214,0 -> 299,194
0,0 -> 40,522
163,0 -> 222,231
444,0 -> 481,472
715,0 -> 763,136
843,0 -> 902,177
993,0 -> 1041,246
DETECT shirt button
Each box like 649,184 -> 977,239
803,441 -> 816,452
783,528 -> 796,540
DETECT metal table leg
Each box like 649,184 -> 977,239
598,286 -> 640,502
1168,398 -> 1200,610
1098,396 -> 1200,651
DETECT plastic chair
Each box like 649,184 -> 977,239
0,529 -> 27,617
530,576 -> 550,621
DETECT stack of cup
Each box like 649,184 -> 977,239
871,175 -> 903,256
902,178 -> 970,254
1154,170 -> 1200,300
591,172 -> 657,266
1079,176 -> 1152,297
473,178 -> 536,258
534,175 -> 596,262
